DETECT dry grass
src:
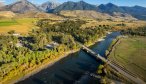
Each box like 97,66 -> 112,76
81,19 -> 146,29
0,11 -> 16,18
60,10 -> 113,20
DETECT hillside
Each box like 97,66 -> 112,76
60,10 -> 137,21
60,10 -> 112,20
0,11 -> 16,18
17,11 -> 64,20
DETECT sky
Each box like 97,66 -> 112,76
0,0 -> 146,7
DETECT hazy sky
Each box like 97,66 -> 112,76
0,0 -> 146,7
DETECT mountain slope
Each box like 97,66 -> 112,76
0,11 -> 15,18
40,1 -> 60,12
60,10 -> 112,20
60,10 -> 137,21
53,1 -> 98,13
121,6 -> 146,20
3,0 -> 41,13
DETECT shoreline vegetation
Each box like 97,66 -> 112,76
11,50 -> 79,84
18,34 -> 108,84
106,36 -> 121,57
1,19 -> 112,84
3,35 -> 106,84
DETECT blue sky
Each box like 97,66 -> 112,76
1,0 -> 146,7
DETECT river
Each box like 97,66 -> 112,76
17,32 -> 121,84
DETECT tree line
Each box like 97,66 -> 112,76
121,27 -> 146,36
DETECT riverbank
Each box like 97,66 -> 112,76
1,49 -> 79,84
106,37 -> 120,57
3,38 -> 104,84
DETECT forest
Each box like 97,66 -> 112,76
0,19 -> 112,83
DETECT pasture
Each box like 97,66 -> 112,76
108,37 -> 146,81
0,18 -> 38,34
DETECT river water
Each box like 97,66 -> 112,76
17,32 -> 120,84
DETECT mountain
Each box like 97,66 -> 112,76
53,1 -> 98,13
2,0 -> 41,13
98,3 -> 125,14
121,6 -> 146,20
98,3 -> 146,20
40,1 -> 60,12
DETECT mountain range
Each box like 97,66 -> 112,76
0,0 -> 146,20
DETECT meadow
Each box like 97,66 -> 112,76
108,37 -> 146,81
0,18 -> 38,34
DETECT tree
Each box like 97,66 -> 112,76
8,30 -> 15,34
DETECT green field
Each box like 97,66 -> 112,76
0,20 -> 18,26
109,37 -> 146,81
0,18 -> 38,34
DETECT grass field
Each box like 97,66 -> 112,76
109,37 -> 146,81
0,18 -> 38,34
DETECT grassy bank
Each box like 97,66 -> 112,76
108,37 -> 146,81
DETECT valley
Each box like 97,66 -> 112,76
0,0 -> 146,84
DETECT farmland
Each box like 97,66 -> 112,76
0,18 -> 38,34
108,37 -> 146,81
